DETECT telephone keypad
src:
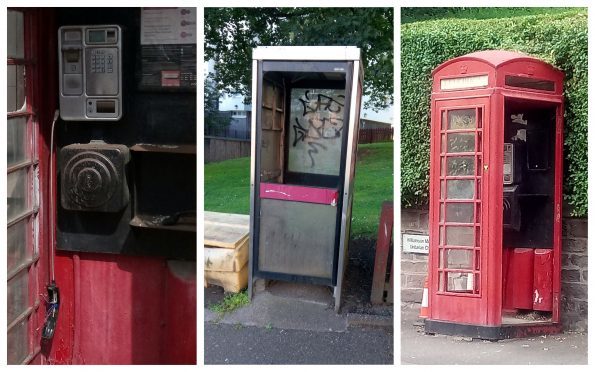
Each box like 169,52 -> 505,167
90,51 -> 114,74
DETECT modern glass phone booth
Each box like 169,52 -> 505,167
249,46 -> 363,311
425,50 -> 564,339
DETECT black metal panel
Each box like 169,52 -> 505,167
55,8 -> 196,259
424,319 -> 562,340
60,142 -> 130,212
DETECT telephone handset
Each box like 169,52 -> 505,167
59,25 -> 122,121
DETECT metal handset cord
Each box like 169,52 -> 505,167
49,110 -> 59,282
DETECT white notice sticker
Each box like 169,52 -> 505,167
141,8 -> 196,45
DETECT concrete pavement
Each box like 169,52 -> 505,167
204,281 -> 393,364
401,304 -> 587,365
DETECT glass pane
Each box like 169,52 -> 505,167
7,168 -> 29,222
505,75 -> 555,92
445,249 -> 473,269
447,156 -> 474,176
446,203 -> 474,223
448,109 -> 476,130
447,133 -> 475,153
8,10 -> 25,59
287,88 -> 345,176
7,318 -> 28,364
445,226 -> 474,246
447,272 -> 474,292
7,65 -> 26,112
8,269 -> 29,325
7,117 -> 29,166
8,218 -> 30,273
446,179 -> 475,199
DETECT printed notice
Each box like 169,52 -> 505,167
402,234 -> 429,254
141,8 -> 196,45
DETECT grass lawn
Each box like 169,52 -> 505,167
204,142 -> 393,239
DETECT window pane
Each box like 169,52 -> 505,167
7,65 -> 26,112
7,10 -> 25,59
8,218 -> 30,274
8,269 -> 29,325
7,117 -> 29,166
448,109 -> 476,130
447,133 -> 475,153
445,203 -> 474,223
7,168 -> 29,222
287,88 -> 345,176
445,249 -> 473,269
446,179 -> 475,199
445,226 -> 474,246
447,272 -> 474,293
7,318 -> 28,365
447,156 -> 474,176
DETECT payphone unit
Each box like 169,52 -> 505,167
58,25 -> 122,120
249,46 -> 363,311
425,50 -> 564,339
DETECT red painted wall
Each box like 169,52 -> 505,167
47,252 -> 196,364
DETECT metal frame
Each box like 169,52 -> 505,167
427,51 -> 564,337
248,47 -> 363,312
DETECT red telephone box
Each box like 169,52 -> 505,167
425,50 -> 564,339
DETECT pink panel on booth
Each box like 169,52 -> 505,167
260,182 -> 338,205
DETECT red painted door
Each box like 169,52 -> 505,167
429,98 -> 489,324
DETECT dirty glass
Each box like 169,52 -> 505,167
445,203 -> 474,223
7,65 -> 26,112
447,133 -> 475,153
7,168 -> 28,222
445,249 -> 473,269
446,179 -> 475,199
7,270 -> 28,325
447,272 -> 475,292
447,156 -> 474,176
7,10 -> 24,59
7,117 -> 29,167
445,226 -> 474,247
447,109 -> 476,130
287,88 -> 345,176
7,219 -> 29,274
7,319 -> 27,364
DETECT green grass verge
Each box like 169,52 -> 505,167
204,142 -> 393,238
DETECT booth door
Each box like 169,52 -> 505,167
255,66 -> 352,286
429,98 -> 490,324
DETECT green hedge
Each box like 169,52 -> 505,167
401,10 -> 588,216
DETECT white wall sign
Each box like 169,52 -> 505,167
402,234 -> 429,254
440,74 -> 488,90
141,8 -> 196,45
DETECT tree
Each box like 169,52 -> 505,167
205,8 -> 393,110
204,77 -> 231,131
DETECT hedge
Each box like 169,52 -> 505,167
401,10 -> 588,216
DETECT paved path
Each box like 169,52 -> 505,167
401,306 -> 587,365
204,282 -> 393,364
205,322 -> 393,364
